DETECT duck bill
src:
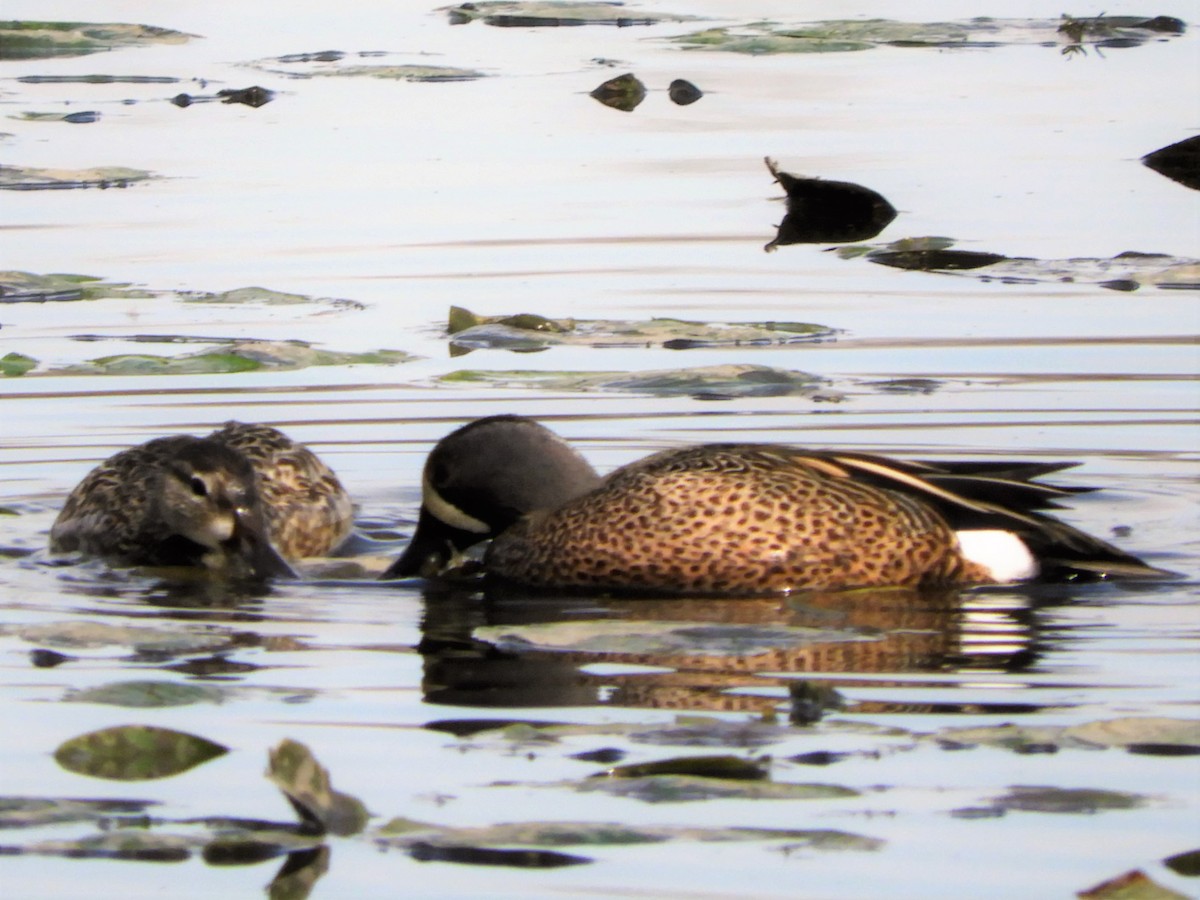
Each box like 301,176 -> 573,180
228,514 -> 297,580
381,506 -> 481,580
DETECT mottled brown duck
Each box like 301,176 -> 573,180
384,415 -> 1170,596
51,421 -> 352,578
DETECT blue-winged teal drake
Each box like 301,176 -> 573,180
384,415 -> 1170,595
51,421 -> 353,578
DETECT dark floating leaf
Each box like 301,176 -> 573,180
18,74 -> 181,84
1164,848 -> 1200,877
54,725 -> 228,781
868,248 -> 1009,271
425,718 -> 565,737
267,739 -> 369,836
1126,742 -> 1200,757
202,839 -> 292,866
789,750 -> 853,766
0,166 -> 154,192
30,648 -> 73,667
570,747 -> 627,764
0,796 -> 156,829
409,841 -> 592,868
62,110 -> 101,124
764,157 -> 897,249
172,86 -> 274,108
990,785 -> 1146,815
1143,135 -> 1200,191
23,832 -> 195,862
668,78 -> 702,105
590,73 -> 646,112
592,754 -> 770,780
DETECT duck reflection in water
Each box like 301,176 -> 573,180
418,583 -> 1053,721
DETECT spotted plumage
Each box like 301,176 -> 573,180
51,421 -> 352,578
389,416 -> 1170,596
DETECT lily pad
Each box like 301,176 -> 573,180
445,2 -> 693,27
0,166 -> 155,191
1079,869 -> 1192,900
670,16 -> 1186,54
378,818 -> 880,853
250,51 -> 483,82
64,680 -> 225,708
591,754 -> 769,780
988,785 -> 1148,814
446,305 -> 835,352
837,238 -> 1200,290
575,773 -> 858,803
19,832 -> 198,862
0,21 -> 194,61
4,620 -> 233,654
54,725 -> 229,781
0,796 -> 155,829
933,717 -> 1200,754
440,364 -> 834,399
0,271 -> 150,302
267,738 -> 369,836
0,353 -> 37,376
54,341 -> 413,377
590,73 -> 645,112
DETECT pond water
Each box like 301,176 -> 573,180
1,2 -> 1198,898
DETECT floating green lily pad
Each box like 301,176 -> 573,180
446,306 -> 835,352
53,341 -> 413,377
55,725 -> 229,781
445,2 -> 694,27
440,364 -> 835,399
0,166 -> 155,191
0,271 -> 149,302
988,785 -> 1148,815
378,818 -> 880,852
250,51 -> 484,82
670,16 -> 1185,54
64,680 -> 226,708
0,796 -> 156,829
836,238 -> 1200,290
267,738 -> 369,836
0,353 -> 37,376
575,773 -> 858,803
935,717 -> 1200,754
0,21 -> 194,61
5,620 -> 234,654
593,754 -> 769,780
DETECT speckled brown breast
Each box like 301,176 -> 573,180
485,445 -> 991,594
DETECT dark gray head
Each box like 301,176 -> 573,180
159,438 -> 296,579
382,415 -> 601,579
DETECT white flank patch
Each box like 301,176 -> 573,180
955,529 -> 1039,583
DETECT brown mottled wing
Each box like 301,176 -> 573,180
211,422 -> 353,558
488,444 -> 974,594
49,436 -> 189,561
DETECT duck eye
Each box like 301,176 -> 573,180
189,476 -> 208,497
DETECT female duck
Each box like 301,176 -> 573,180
385,415 -> 1168,595
51,421 -> 352,579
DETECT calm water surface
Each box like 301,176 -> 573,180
1,2 -> 1197,898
